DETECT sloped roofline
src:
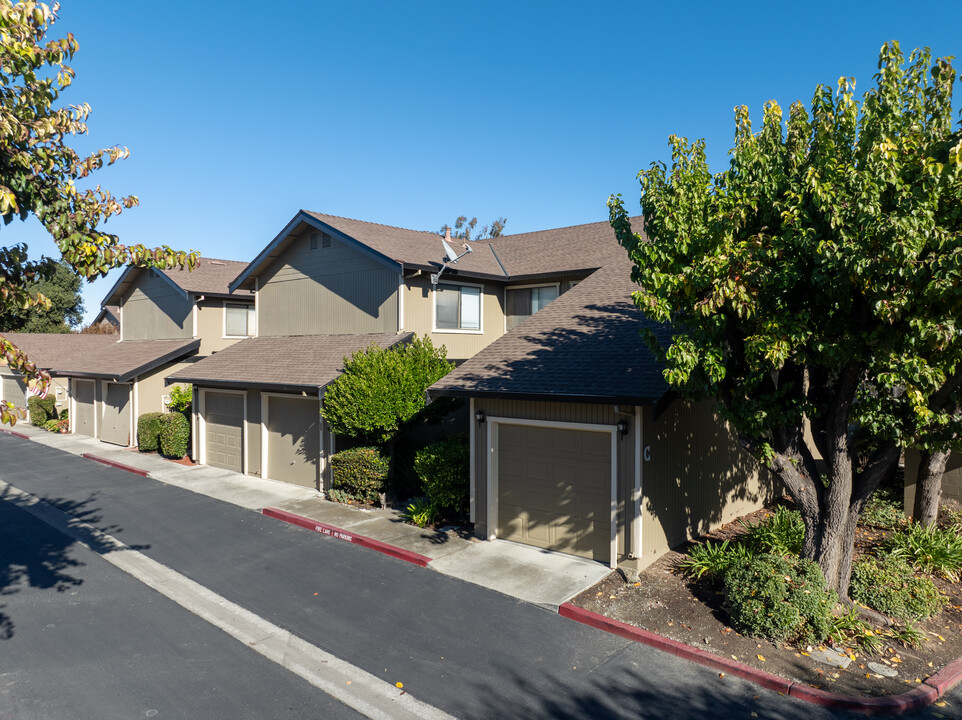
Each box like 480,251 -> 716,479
229,211 -> 403,293
100,265 -> 189,308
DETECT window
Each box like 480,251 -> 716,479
225,303 -> 255,337
506,284 -> 559,330
435,283 -> 481,331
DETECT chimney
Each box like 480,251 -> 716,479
444,228 -> 451,242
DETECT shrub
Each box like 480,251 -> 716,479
168,384 -> 192,414
414,437 -> 469,515
43,418 -> 60,432
404,496 -> 438,528
330,447 -> 389,504
27,395 -> 57,426
326,488 -> 357,505
55,417 -> 68,433
849,553 -> 947,621
158,412 -> 190,459
678,539 -> 755,580
887,523 -> 962,580
137,412 -> 166,452
321,335 -> 456,443
742,506 -> 804,556
724,554 -> 836,645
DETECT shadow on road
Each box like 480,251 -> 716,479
0,486 -> 149,640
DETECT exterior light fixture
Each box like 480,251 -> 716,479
475,409 -> 486,424
617,419 -> 629,436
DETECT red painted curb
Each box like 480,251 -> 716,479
81,453 -> 149,477
559,603 -> 954,715
262,507 -> 432,568
0,427 -> 30,440
925,653 -> 962,696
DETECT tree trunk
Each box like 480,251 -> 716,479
913,449 -> 949,528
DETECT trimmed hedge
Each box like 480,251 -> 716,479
414,437 -> 469,515
28,395 -> 57,427
330,447 -> 389,503
137,412 -> 166,452
159,412 -> 190,459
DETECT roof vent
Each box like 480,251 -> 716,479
322,232 -> 331,248
209,260 -> 225,265
310,233 -> 318,250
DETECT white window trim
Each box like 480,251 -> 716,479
260,391 -> 321,484
223,301 -> 256,339
198,388 -> 248,475
432,280 -> 484,334
485,416 -> 619,569
504,282 -> 561,333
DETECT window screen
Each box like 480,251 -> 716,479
436,284 -> 481,330
225,304 -> 254,336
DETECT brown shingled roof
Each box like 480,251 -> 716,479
160,257 -> 250,296
1,333 -> 199,382
428,260 -> 671,405
167,333 -> 413,391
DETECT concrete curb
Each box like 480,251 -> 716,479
559,603 -> 960,716
80,453 -> 150,477
262,507 -> 432,568
0,427 -> 31,440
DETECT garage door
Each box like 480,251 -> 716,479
205,391 -> 244,473
266,395 -> 319,488
100,382 -> 131,446
1,373 -> 26,411
497,424 -> 612,562
73,380 -> 96,437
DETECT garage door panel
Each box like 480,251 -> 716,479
266,395 -> 319,489
497,423 -> 611,562
100,383 -> 131,446
205,392 -> 243,473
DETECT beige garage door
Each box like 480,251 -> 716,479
266,395 -> 319,489
497,423 -> 611,562
100,382 -> 131,446
205,391 -> 244,473
2,374 -> 26,411
73,380 -> 96,437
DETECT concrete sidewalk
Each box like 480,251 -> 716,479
4,424 -> 611,611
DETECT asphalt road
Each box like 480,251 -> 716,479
0,434 -> 959,719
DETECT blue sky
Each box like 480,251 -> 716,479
8,0 -> 962,323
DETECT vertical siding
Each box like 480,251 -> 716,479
472,399 -> 632,561
640,400 -> 774,568
121,270 -> 192,340
257,234 -> 398,336
246,390 -> 261,476
403,276 -> 505,362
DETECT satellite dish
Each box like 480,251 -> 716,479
442,239 -> 459,263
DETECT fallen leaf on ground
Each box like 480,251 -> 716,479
756,655 -> 766,662
396,682 -> 403,688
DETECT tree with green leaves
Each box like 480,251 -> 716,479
321,336 -> 455,445
0,260 -> 83,332
438,215 -> 506,241
0,1 -> 197,424
609,42 -> 962,597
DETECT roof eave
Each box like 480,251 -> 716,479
426,387 -> 665,407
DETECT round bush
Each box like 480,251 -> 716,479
158,412 -> 190,459
137,412 -> 166,452
850,553 -> 947,621
27,395 -> 56,427
724,553 -> 836,645
330,447 -> 389,503
413,437 -> 469,514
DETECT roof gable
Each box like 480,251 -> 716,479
102,257 -> 250,307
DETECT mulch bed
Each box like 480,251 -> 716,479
569,506 -> 962,700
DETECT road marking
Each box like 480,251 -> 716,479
0,480 -> 453,720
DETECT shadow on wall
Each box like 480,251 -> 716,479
0,487 -> 151,640
646,399 -> 776,553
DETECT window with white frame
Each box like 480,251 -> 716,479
225,303 -> 255,337
435,283 -> 481,331
505,284 -> 559,330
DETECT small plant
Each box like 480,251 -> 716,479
137,412 -> 166,452
849,553 -> 947,621
741,506 -> 804,556
828,605 -> 872,646
43,418 -> 60,432
724,553 -> 837,645
885,622 -> 927,650
887,522 -> 962,581
158,412 -> 190,459
330,447 -> 389,504
168,384 -> 192,414
678,540 -> 753,580
55,417 -> 68,433
404,496 -> 438,528
862,483 -> 909,529
326,488 -> 357,505
414,437 -> 469,516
